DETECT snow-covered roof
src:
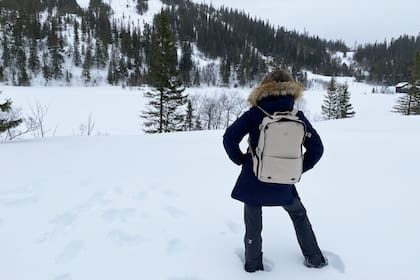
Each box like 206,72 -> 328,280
395,82 -> 409,87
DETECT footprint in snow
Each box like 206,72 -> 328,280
0,195 -> 38,207
164,189 -> 179,198
165,206 -> 186,219
102,208 -> 136,223
55,240 -> 84,264
136,191 -> 149,201
0,185 -> 39,207
38,212 -> 78,243
72,192 -> 108,213
107,230 -> 145,246
167,238 -> 187,255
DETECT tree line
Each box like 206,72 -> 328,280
354,35 -> 420,85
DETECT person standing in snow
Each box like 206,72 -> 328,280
223,70 -> 327,272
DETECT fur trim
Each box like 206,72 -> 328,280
248,81 -> 304,107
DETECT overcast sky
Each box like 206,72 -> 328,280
193,0 -> 419,47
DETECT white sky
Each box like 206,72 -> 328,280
193,0 -> 420,47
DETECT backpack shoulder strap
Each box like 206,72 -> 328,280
256,105 -> 273,118
257,105 -> 299,117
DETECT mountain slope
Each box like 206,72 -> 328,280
0,0 -> 351,87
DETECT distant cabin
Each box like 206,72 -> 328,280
395,82 -> 410,93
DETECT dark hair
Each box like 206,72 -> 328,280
260,70 -> 294,85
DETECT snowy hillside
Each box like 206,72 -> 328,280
2,78 -> 420,279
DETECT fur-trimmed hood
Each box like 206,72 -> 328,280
248,81 -> 304,107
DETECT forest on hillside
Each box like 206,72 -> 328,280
0,0 -> 418,87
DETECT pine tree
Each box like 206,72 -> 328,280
321,77 -> 338,120
28,39 -> 41,75
179,42 -> 193,86
337,83 -> 355,118
184,99 -> 194,131
41,51 -> 53,83
94,39 -> 107,69
73,21 -> 82,66
194,115 -> 202,130
220,55 -> 231,86
16,47 -> 30,86
142,12 -> 187,133
0,92 -> 22,135
82,41 -> 93,84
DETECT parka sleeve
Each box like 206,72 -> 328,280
298,111 -> 324,173
223,110 -> 251,165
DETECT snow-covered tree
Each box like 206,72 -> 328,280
322,78 -> 355,120
337,83 -> 355,118
0,92 -> 22,137
321,77 -> 338,120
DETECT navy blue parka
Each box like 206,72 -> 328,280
223,81 -> 324,206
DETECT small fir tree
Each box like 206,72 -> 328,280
184,99 -> 195,131
337,83 -> 355,118
321,77 -> 338,120
0,92 -> 22,135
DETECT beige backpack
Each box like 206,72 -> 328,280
250,106 -> 310,184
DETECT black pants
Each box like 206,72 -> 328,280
244,198 -> 322,267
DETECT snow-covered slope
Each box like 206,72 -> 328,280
1,80 -> 420,280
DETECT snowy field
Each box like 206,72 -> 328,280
1,80 -> 420,280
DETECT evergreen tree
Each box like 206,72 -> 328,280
1,31 -> 11,68
194,115 -> 202,130
73,21 -> 82,66
94,39 -> 107,69
142,12 -> 187,133
337,83 -> 355,118
0,66 -> 4,82
118,57 -> 128,83
184,99 -> 194,131
321,77 -> 338,120
82,40 -> 93,84
42,52 -> 52,83
28,39 -> 41,75
16,47 -> 30,86
393,90 -> 417,115
179,42 -> 193,85
220,55 -> 231,86
0,92 -> 22,135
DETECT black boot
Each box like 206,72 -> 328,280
244,252 -> 264,273
304,254 -> 328,268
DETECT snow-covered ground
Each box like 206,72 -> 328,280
1,81 -> 420,280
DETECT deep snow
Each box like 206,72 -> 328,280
1,79 -> 420,280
